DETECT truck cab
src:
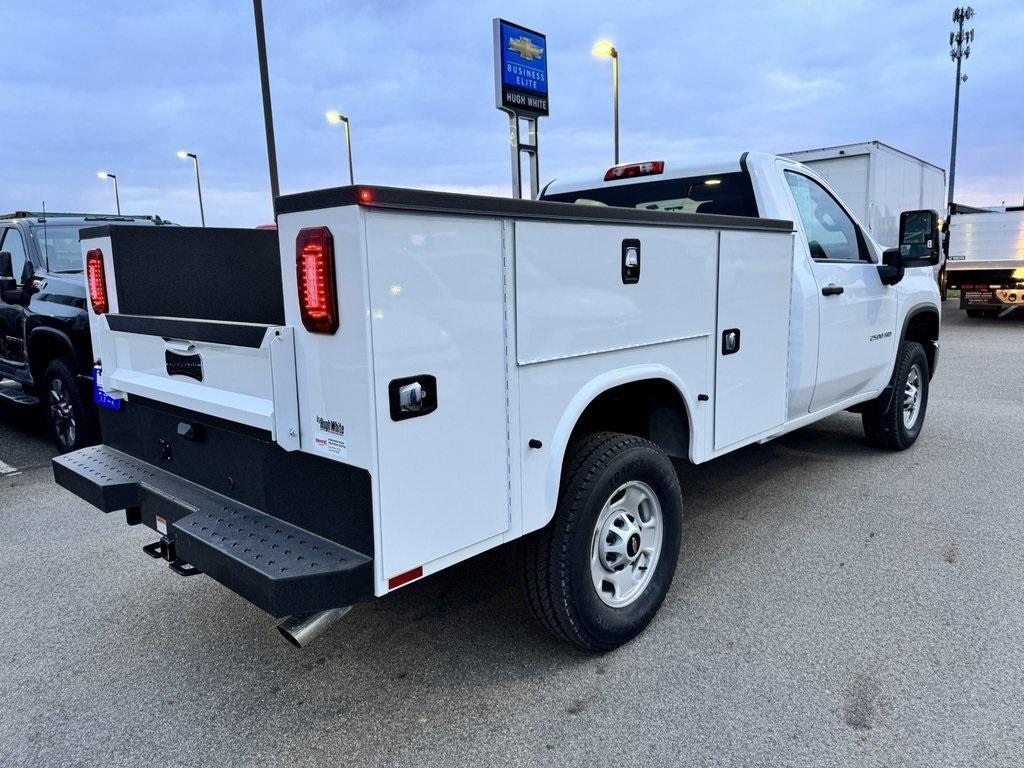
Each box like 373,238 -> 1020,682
541,151 -> 942,422
0,211 -> 172,452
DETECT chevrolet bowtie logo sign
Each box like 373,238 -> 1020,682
494,19 -> 549,118
507,36 -> 543,61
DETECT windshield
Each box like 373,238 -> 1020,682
542,171 -> 759,217
28,224 -> 90,273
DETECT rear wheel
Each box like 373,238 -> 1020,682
520,432 -> 683,651
44,358 -> 97,454
862,341 -> 929,450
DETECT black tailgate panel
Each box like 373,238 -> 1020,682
80,225 -> 284,325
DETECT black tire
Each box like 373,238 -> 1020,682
519,432 -> 683,652
861,341 -> 929,451
43,358 -> 97,454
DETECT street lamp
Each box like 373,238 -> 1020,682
947,6 -> 976,215
177,150 -> 206,227
97,171 -> 120,215
325,110 -> 355,186
592,40 -> 620,164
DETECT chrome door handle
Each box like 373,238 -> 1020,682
398,381 -> 425,411
389,374 -> 438,421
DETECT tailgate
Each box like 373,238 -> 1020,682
948,210 -> 1024,269
80,225 -> 299,449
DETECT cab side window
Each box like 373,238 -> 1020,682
784,171 -> 868,262
0,228 -> 29,285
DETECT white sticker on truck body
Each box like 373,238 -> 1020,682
313,417 -> 348,458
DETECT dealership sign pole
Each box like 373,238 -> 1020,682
494,19 -> 549,199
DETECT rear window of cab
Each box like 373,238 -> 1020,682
541,172 -> 759,218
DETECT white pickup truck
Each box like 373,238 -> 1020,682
54,152 -> 941,651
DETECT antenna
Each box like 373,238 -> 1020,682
946,5 -> 976,215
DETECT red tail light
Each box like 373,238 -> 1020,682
604,161 -> 665,182
86,248 -> 108,315
296,227 -> 339,334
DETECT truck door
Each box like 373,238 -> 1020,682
0,227 -> 30,372
783,171 -> 896,412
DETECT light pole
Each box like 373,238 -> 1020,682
97,171 -> 120,214
177,151 -> 206,226
325,111 -> 355,186
592,40 -> 620,165
947,6 -> 975,215
253,0 -> 280,201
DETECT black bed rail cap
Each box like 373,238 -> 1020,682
274,184 -> 793,233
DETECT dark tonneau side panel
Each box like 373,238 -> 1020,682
79,225 -> 284,325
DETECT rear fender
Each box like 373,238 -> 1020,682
541,365 -> 696,527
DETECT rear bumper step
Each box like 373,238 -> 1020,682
53,445 -> 373,617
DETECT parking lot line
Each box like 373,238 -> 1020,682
0,458 -> 17,475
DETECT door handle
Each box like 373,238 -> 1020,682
821,284 -> 844,296
398,381 -> 425,412
389,374 -> 438,421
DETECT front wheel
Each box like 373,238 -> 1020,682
861,341 -> 929,450
519,432 -> 683,652
44,358 -> 98,454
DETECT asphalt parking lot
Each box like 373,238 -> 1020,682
1,302 -> 1022,767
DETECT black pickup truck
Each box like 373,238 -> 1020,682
0,211 -> 172,452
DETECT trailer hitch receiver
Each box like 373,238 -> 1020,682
143,536 -> 202,576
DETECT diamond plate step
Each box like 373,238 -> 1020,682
53,444 -> 373,616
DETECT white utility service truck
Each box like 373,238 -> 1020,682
54,152 -> 942,651
944,207 -> 1024,317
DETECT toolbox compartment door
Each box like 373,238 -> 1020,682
364,211 -> 511,580
713,230 -> 793,451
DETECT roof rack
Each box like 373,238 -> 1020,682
1,212 -> 169,223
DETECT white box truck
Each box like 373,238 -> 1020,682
945,207 -> 1024,316
783,141 -> 946,248
54,153 -> 942,651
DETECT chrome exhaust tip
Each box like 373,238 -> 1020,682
276,606 -> 352,648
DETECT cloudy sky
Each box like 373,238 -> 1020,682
3,0 -> 1021,226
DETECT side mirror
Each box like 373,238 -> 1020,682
878,247 -> 905,286
897,209 -> 941,267
0,251 -> 12,280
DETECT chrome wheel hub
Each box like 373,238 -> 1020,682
902,364 -> 922,430
590,481 -> 664,608
48,378 -> 76,449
